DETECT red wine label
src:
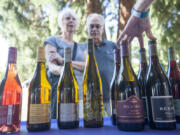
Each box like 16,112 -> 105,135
59,103 -> 79,122
0,105 -> 20,125
151,96 -> 176,122
117,96 -> 144,123
29,104 -> 50,124
174,99 -> 180,116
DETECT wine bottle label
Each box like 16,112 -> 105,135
151,96 -> 176,122
59,103 -> 79,122
84,93 -> 103,121
142,96 -> 148,119
0,105 -> 20,125
174,99 -> 180,116
112,99 -> 116,115
29,104 -> 50,124
117,96 -> 144,123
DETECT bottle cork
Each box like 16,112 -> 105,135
37,46 -> 45,62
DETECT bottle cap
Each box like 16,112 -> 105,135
37,46 -> 45,62
64,47 -> 72,62
148,40 -> 158,56
8,47 -> 17,63
148,40 -> 157,45
168,47 -> 176,61
120,40 -> 129,57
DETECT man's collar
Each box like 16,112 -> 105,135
95,38 -> 106,47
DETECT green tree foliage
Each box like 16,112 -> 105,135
151,0 -> 180,69
0,0 -> 179,82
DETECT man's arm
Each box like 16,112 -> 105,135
134,0 -> 155,12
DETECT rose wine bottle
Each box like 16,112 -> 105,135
27,46 -> 51,131
167,47 -> 180,123
116,40 -> 144,131
0,47 -> 22,133
110,48 -> 120,125
145,40 -> 176,130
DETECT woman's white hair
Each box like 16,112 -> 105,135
58,8 -> 78,31
86,13 -> 105,27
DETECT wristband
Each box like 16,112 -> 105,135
131,8 -> 150,18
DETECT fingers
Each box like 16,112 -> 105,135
145,28 -> 156,40
138,34 -> 144,48
117,31 -> 125,45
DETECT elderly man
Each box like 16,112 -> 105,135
86,13 -> 117,116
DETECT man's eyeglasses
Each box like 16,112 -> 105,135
89,24 -> 102,29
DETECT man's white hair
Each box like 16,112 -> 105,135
86,13 -> 105,27
58,8 -> 78,31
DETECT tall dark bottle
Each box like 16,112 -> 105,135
116,41 -> 144,131
145,40 -> 176,130
167,47 -> 180,123
27,47 -> 51,131
83,39 -> 103,128
137,48 -> 148,124
57,47 -> 79,129
0,47 -> 22,133
110,48 -> 120,125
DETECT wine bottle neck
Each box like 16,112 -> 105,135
115,48 -> 121,64
64,47 -> 72,63
8,48 -> 17,64
139,48 -> 147,64
168,47 -> 176,62
148,43 -> 159,64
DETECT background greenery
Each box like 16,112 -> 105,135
0,0 -> 179,82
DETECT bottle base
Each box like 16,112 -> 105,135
0,124 -> 20,133
176,116 -> 180,123
150,122 -> 176,130
58,121 -> 79,129
111,115 -> 116,126
117,123 -> 144,131
84,120 -> 103,128
27,123 -> 50,132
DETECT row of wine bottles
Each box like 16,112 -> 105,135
0,39 -> 179,133
0,39 -> 103,133
111,40 -> 180,131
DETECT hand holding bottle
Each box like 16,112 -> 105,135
117,16 -> 156,48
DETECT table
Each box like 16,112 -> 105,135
12,118 -> 180,135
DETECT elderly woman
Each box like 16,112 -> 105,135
44,8 -> 87,119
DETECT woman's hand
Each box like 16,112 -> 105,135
49,52 -> 64,65
117,15 -> 156,48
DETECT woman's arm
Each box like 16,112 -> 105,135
45,44 -> 63,75
72,50 -> 87,72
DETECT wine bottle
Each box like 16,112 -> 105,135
110,48 -> 120,125
116,40 -> 144,131
137,48 -> 148,124
0,47 -> 22,133
57,47 -> 79,129
83,39 -> 103,128
167,47 -> 180,123
145,40 -> 176,130
27,46 -> 51,131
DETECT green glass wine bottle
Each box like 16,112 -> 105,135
83,39 -> 103,128
27,46 -> 51,132
116,40 -> 144,131
57,47 -> 79,129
